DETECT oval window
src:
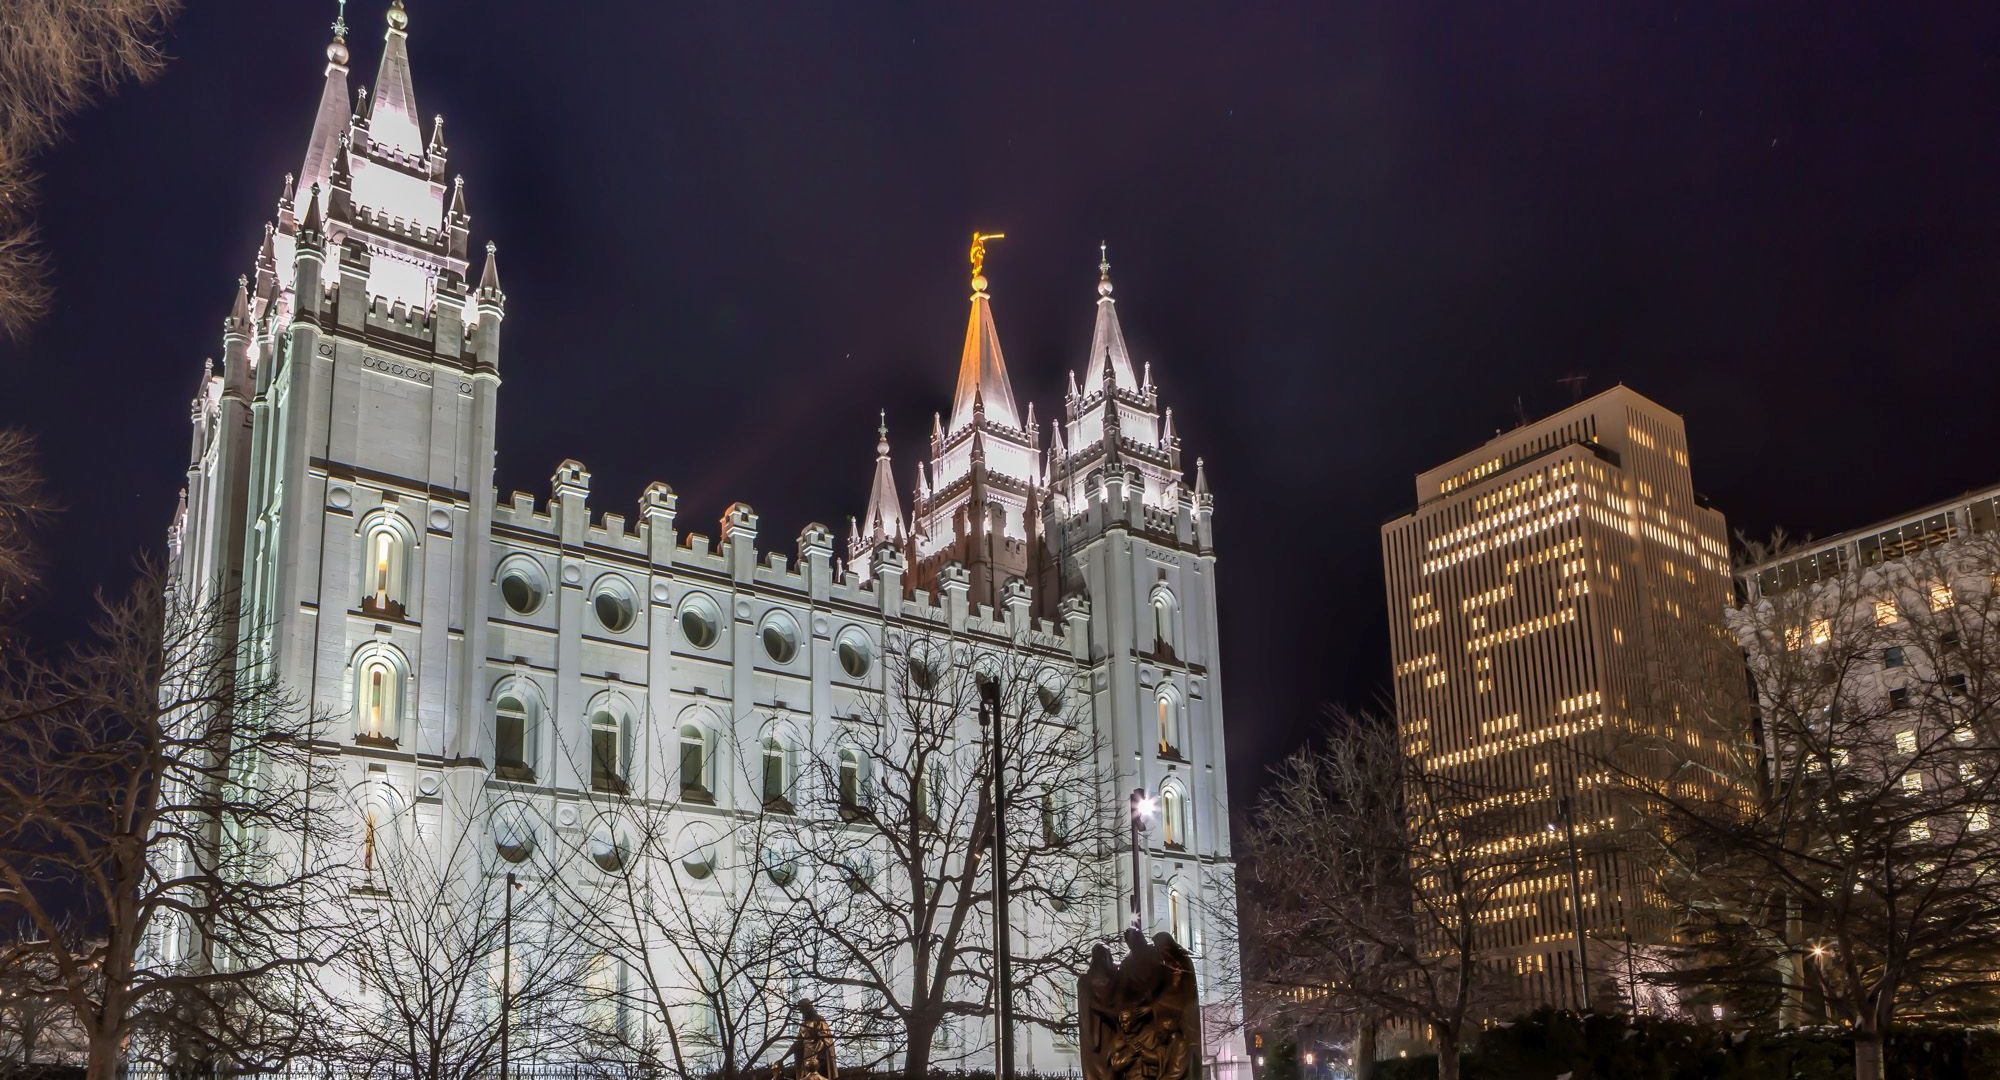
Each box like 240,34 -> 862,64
588,820 -> 627,873
499,567 -> 544,615
837,631 -> 871,678
761,613 -> 798,664
679,594 -> 720,649
493,805 -> 536,864
593,579 -> 636,633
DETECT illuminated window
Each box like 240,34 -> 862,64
1161,784 -> 1189,849
354,652 -> 404,742
1896,730 -> 1917,755
1151,589 -> 1178,654
1157,689 -> 1185,757
1167,884 -> 1197,950
361,516 -> 412,616
1930,584 -> 1956,612
1810,619 -> 1831,646
1971,810 -> 1991,833
1903,772 -> 1923,794
1874,600 -> 1899,627
1908,820 -> 1930,841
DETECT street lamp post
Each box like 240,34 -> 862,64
1129,788 -> 1156,929
980,677 -> 1015,1080
500,871 -> 518,1080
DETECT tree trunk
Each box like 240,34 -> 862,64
903,1019 -> 933,1080
1853,1032 -> 1884,1080
85,1032 -> 119,1080
1434,1028 -> 1459,1080
1354,1021 -> 1378,1080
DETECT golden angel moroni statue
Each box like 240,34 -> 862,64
970,231 -> 1006,282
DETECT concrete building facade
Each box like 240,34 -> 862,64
162,6 -> 1243,1073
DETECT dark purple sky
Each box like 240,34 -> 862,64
4,3 -> 2000,817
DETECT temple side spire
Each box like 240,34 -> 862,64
1083,244 -> 1139,392
297,10 -> 353,208
367,1 -> 424,155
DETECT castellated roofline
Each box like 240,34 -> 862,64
492,469 -> 1082,649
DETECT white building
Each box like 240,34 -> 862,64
165,4 -> 1242,1074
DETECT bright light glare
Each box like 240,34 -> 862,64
1136,795 -> 1159,819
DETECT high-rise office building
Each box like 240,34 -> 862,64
1380,386 -> 1741,1010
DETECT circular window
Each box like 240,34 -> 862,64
909,645 -> 943,692
763,843 -> 798,887
678,593 -> 720,650
836,630 -> 872,679
493,805 -> 536,865
592,577 -> 636,633
843,852 -> 876,893
587,820 -> 628,873
760,612 -> 799,664
497,559 -> 545,616
1035,671 -> 1065,716
678,826 -> 718,881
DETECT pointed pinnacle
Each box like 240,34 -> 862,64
478,240 -> 501,293
1194,457 -> 1210,496
449,175 -> 467,218
299,184 -> 324,234
230,275 -> 251,324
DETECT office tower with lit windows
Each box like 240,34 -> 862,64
1380,386 -> 1742,1011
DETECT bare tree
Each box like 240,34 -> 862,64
0,939 -> 85,1066
0,564 -> 342,1080
1627,534 -> 2000,1080
0,429 -> 51,620
324,787 -> 587,1080
777,627 -> 1115,1080
0,0 -> 179,336
542,725 -> 797,1080
1243,710 -> 1551,1080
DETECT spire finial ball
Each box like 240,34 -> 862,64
387,0 -> 409,31
327,38 -> 350,65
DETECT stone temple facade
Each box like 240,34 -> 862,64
164,4 -> 1241,1075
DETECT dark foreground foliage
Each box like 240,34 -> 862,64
1373,1009 -> 2000,1080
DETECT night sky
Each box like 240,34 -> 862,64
4,3 -> 2000,822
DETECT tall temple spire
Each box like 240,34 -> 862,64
861,411 -> 905,546
1083,243 -> 1139,392
948,232 -> 1022,432
367,1 -> 424,156
297,5 -> 354,207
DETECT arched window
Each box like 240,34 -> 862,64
591,708 -> 629,794
1161,783 -> 1188,849
1156,688 -> 1184,758
1150,586 -> 1178,657
1168,885 -> 1194,948
916,759 -> 947,829
762,733 -> 792,810
839,747 -> 871,816
584,953 -> 625,1034
361,515 -> 413,617
1041,790 -> 1072,846
354,650 -> 405,743
678,722 -> 710,799
494,685 -> 539,781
